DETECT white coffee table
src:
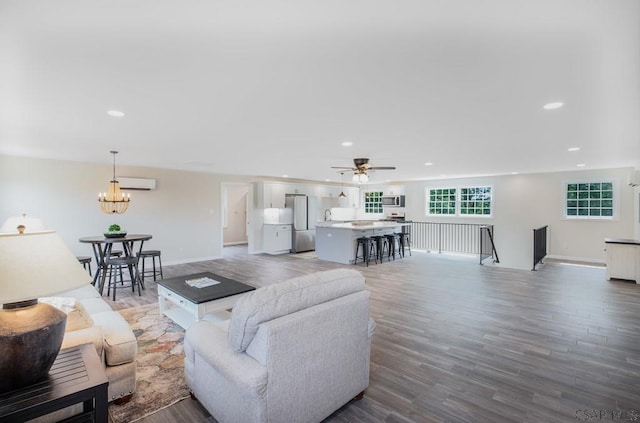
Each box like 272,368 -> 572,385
156,272 -> 255,329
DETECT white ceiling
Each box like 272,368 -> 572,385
1,0 -> 639,184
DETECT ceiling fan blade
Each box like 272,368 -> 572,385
331,166 -> 356,169
369,166 -> 396,170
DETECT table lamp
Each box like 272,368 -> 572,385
0,229 -> 91,393
0,213 -> 45,234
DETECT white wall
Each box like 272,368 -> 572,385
403,167 -> 636,270
2,154 -> 636,270
0,154 -> 226,264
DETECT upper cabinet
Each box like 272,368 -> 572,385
383,185 -> 406,196
261,182 -> 361,209
263,183 -> 288,208
345,187 -> 360,208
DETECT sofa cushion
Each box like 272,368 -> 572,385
228,268 -> 365,352
77,297 -> 113,315
39,297 -> 94,332
91,311 -> 137,366
59,284 -> 101,300
65,302 -> 94,332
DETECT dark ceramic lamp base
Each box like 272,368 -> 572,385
0,300 -> 67,393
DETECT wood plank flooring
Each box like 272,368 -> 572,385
104,247 -> 640,423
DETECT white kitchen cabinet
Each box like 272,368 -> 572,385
263,183 -> 289,208
263,224 -> 292,254
346,187 -> 360,208
383,185 -> 406,196
605,239 -> 640,282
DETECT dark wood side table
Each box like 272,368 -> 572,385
0,343 -> 108,423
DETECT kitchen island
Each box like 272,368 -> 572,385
316,221 -> 408,264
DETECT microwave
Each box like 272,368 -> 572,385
382,195 -> 405,207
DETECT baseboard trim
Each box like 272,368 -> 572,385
163,255 -> 222,266
545,254 -> 606,266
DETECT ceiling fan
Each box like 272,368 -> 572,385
331,158 -> 396,183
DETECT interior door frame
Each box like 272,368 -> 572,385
220,181 -> 254,252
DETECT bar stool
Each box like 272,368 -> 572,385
137,250 -> 163,282
106,256 -> 143,301
385,233 -> 402,260
397,231 -> 412,257
371,235 -> 390,263
76,256 -> 92,276
354,237 -> 376,266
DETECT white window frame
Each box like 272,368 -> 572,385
426,187 -> 457,216
363,190 -> 384,214
426,185 -> 494,218
563,179 -> 619,220
459,186 -> 493,217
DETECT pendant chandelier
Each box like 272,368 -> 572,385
338,172 -> 347,198
98,151 -> 130,214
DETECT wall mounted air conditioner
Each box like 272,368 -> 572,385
118,177 -> 157,190
627,171 -> 640,187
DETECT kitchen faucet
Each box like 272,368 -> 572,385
324,209 -> 332,221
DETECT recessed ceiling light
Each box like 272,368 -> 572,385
424,162 -> 433,166
543,102 -> 564,110
107,110 -> 125,117
576,163 -> 586,167
341,141 -> 353,147
324,179 -> 330,182
568,147 -> 580,152
511,172 -> 519,175
282,174 -> 289,178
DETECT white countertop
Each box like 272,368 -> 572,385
316,221 -> 407,230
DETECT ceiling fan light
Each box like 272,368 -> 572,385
352,173 -> 368,184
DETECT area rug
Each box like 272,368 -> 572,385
109,304 -> 190,423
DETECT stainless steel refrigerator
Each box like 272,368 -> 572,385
285,194 -> 317,253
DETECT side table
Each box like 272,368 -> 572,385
0,343 -> 108,423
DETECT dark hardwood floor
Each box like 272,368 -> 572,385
105,246 -> 640,423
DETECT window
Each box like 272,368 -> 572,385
566,182 -> 614,218
364,191 -> 383,214
460,187 -> 492,216
428,188 -> 457,215
426,186 -> 493,217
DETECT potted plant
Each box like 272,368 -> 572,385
104,224 -> 126,238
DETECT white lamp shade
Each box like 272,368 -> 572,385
1,215 -> 45,234
0,231 -> 91,304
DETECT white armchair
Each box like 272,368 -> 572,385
184,269 -> 376,423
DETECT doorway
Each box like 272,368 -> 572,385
222,183 -> 250,247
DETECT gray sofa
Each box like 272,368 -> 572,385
184,268 -> 376,423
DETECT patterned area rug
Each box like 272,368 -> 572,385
109,304 -> 190,423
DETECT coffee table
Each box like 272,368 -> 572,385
156,272 -> 256,329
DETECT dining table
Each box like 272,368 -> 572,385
79,234 -> 152,296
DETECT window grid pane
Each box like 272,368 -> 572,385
565,182 -> 613,218
428,188 -> 456,215
364,191 -> 384,214
459,187 -> 492,216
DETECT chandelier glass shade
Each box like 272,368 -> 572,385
352,172 -> 369,184
98,151 -> 130,214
